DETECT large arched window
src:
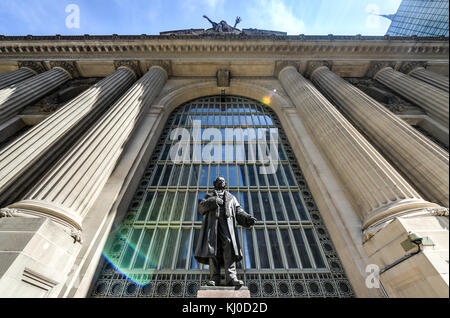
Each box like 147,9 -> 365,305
91,96 -> 353,298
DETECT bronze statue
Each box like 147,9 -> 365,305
194,176 -> 256,286
203,15 -> 242,33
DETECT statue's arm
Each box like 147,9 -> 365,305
234,197 -> 257,228
198,194 -> 218,215
203,15 -> 215,26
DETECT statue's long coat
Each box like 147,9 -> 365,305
194,190 -> 254,265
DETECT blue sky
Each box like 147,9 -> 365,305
0,0 -> 402,36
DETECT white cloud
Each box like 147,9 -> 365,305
246,0 -> 305,35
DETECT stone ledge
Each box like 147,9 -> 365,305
197,286 -> 251,298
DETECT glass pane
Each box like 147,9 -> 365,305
183,192 -> 197,221
255,229 -> 270,269
305,229 -> 325,268
283,165 -> 296,186
292,229 -> 312,268
247,164 -> 257,186
169,165 -> 182,186
137,191 -> 155,221
146,228 -> 166,269
268,229 -> 283,268
276,166 -> 286,186
150,165 -> 163,186
282,192 -> 297,221
160,229 -> 179,269
159,192 -> 175,221
238,165 -> 246,187
189,165 -> 200,187
243,229 -> 256,269
175,229 -> 191,269
292,192 -> 308,221
149,192 -> 165,221
160,165 -> 173,186
171,191 -> 186,221
260,192 -> 273,221
280,229 -> 298,268
250,192 -> 262,220
229,165 -> 237,187
120,229 -> 142,268
239,191 -> 249,212
271,192 -> 285,221
180,165 -> 190,185
199,165 -> 209,187
209,165 -> 218,187
134,229 -> 153,268
190,229 -> 200,269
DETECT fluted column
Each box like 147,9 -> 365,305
0,67 -> 136,207
311,66 -> 449,208
408,67 -> 449,92
279,66 -> 445,233
374,67 -> 449,127
0,67 -> 72,124
0,68 -> 36,90
5,66 -> 167,236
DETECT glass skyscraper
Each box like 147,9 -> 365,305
383,0 -> 449,36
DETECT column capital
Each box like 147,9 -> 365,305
17,61 -> 45,75
398,61 -> 427,75
146,60 -> 171,78
274,61 -> 300,79
114,60 -> 141,79
305,60 -> 332,79
366,61 -> 396,78
49,61 -> 80,79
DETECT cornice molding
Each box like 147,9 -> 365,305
0,36 -> 448,60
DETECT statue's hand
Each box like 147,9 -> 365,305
216,198 -> 224,206
248,216 -> 257,226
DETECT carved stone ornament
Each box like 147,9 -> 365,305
425,207 -> 449,217
70,229 -> 83,244
0,207 -> 18,218
305,60 -> 332,78
49,61 -> 80,78
114,60 -> 141,78
18,61 -> 46,74
366,61 -> 396,78
217,69 -> 230,87
399,61 -> 427,75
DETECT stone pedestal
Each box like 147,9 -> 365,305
197,286 -> 251,298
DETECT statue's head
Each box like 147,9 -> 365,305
213,176 -> 226,190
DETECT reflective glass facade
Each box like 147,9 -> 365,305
386,0 -> 449,36
91,96 -> 353,298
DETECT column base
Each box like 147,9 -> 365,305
363,214 -> 449,297
0,217 -> 81,297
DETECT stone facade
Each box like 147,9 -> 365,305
0,34 -> 448,298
